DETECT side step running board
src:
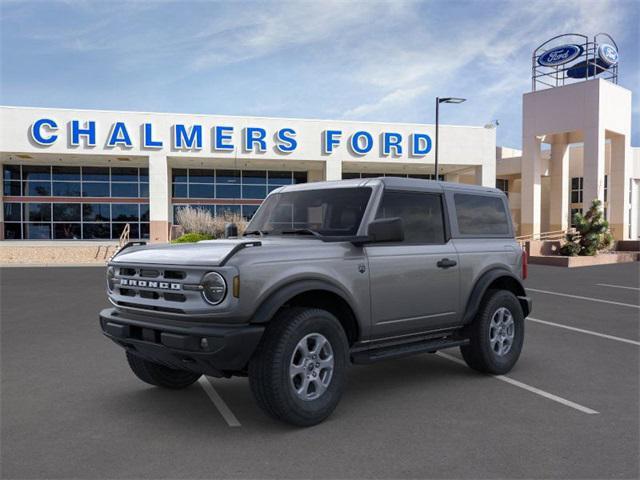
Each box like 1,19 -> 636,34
351,337 -> 469,364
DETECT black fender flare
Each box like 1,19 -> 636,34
250,279 -> 359,325
462,268 -> 530,324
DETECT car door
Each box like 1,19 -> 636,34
365,189 -> 460,341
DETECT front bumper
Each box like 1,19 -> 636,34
99,308 -> 264,377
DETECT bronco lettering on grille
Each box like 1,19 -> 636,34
120,278 -> 182,290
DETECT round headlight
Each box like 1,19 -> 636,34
201,272 -> 227,305
106,266 -> 115,292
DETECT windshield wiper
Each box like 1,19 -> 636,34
243,229 -> 269,237
280,228 -> 323,239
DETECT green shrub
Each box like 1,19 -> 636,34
560,199 -> 613,256
172,232 -> 214,244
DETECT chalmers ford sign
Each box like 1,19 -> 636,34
29,118 -> 434,157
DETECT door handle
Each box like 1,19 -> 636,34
437,258 -> 457,269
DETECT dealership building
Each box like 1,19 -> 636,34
0,34 -> 638,244
0,107 -> 496,243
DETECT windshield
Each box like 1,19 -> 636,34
245,187 -> 372,237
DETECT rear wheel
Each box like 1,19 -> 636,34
460,290 -> 524,375
249,307 -> 349,427
126,352 -> 201,389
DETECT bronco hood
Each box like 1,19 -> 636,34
110,239 -> 261,266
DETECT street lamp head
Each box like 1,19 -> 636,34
438,97 -> 466,104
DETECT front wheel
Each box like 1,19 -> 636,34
248,307 -> 349,427
460,290 -> 524,375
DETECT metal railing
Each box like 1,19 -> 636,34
516,228 -> 574,246
118,223 -> 131,249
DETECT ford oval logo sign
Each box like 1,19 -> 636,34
598,44 -> 618,66
538,44 -> 583,67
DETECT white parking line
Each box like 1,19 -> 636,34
528,288 -> 640,309
596,283 -> 640,292
198,376 -> 241,427
436,352 -> 599,415
528,317 -> 640,346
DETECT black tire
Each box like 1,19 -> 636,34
460,289 -> 524,375
126,351 -> 201,389
248,307 -> 349,427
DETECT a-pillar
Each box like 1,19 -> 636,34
609,133 -> 631,240
520,135 -> 543,237
324,159 -> 342,181
582,126 -> 605,212
148,153 -> 171,243
549,134 -> 570,232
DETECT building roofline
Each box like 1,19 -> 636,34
0,104 -> 489,130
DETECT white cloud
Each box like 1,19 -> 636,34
339,0 -> 629,121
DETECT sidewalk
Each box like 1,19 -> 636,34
0,241 -> 117,266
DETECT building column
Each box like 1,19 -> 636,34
582,126 -> 605,212
324,159 -> 342,181
445,172 -> 460,183
521,135 -> 543,237
609,134 -> 631,240
549,134 -> 570,232
474,162 -> 496,188
148,153 -> 170,243
307,169 -> 324,182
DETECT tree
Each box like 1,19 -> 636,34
560,199 -> 613,256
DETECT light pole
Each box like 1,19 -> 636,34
435,97 -> 466,180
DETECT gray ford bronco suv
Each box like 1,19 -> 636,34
100,177 -> 531,426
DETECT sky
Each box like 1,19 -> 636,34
1,0 -> 638,148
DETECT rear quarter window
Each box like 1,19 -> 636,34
454,193 -> 510,236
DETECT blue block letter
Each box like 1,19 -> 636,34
30,118 -> 58,145
350,131 -> 373,155
411,133 -> 432,156
214,126 -> 234,151
107,122 -> 133,148
244,127 -> 267,152
383,132 -> 403,156
323,130 -> 342,154
275,128 -> 297,153
71,120 -> 96,146
143,123 -> 163,148
173,124 -> 203,149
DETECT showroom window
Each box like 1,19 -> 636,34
171,168 -> 307,221
3,164 -> 149,199
173,204 -> 262,221
3,201 -> 149,240
496,178 -> 509,197
2,164 -> 149,240
342,172 -> 445,180
570,177 -> 583,203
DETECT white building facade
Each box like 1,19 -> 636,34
0,106 -> 496,243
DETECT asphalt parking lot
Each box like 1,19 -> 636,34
1,263 -> 639,479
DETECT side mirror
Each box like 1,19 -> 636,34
366,217 -> 404,243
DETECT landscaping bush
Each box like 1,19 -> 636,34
172,232 -> 214,243
174,206 -> 248,239
560,199 -> 613,256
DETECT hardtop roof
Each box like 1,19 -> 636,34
275,177 -> 503,196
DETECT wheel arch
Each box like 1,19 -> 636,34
463,268 -> 530,324
250,280 -> 360,345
